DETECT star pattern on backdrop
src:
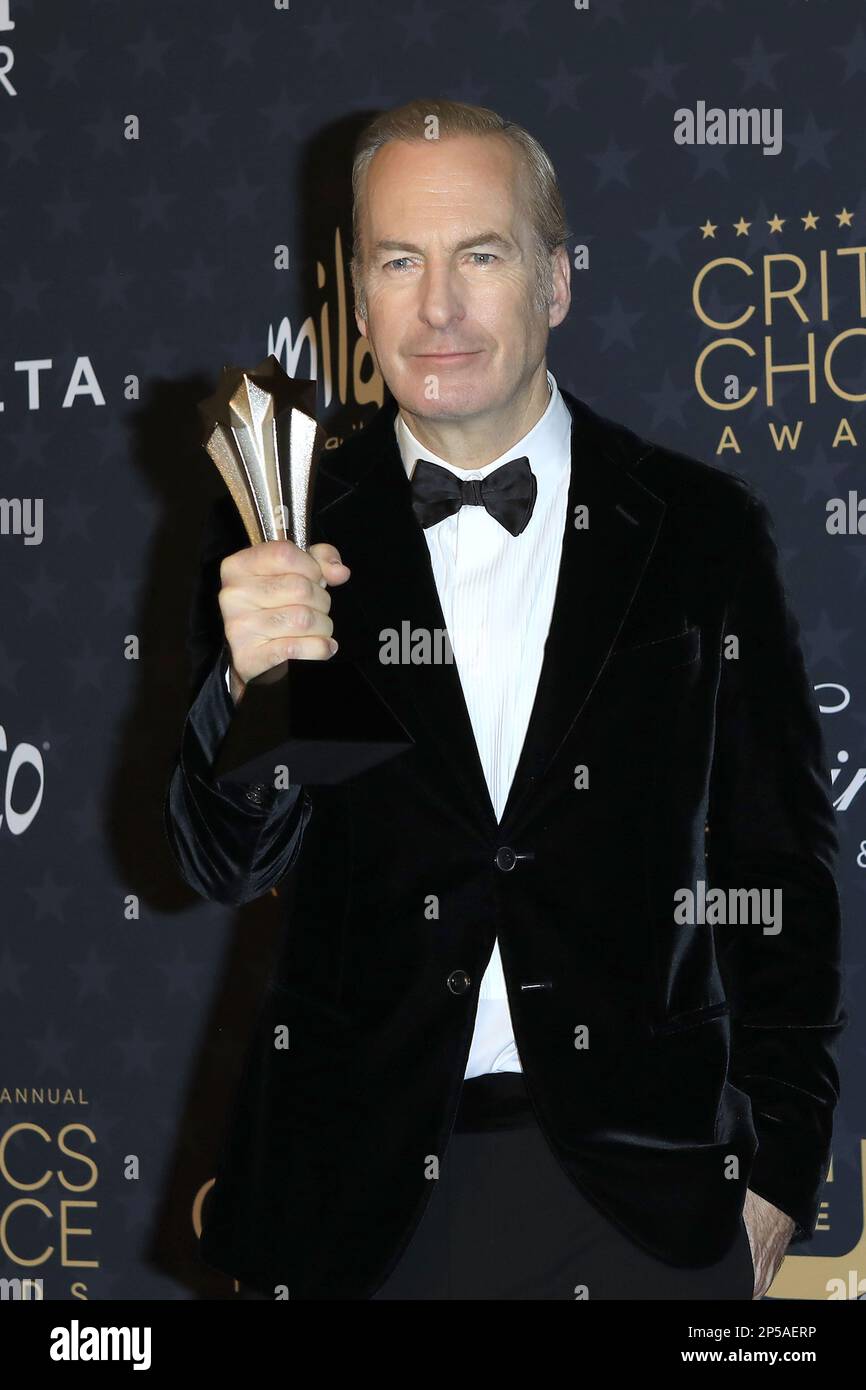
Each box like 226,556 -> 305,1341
0,0 -> 861,1301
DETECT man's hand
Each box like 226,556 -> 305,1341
742,1188 -> 796,1299
219,539 -> 351,705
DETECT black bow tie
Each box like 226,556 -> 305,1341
410,455 -> 537,537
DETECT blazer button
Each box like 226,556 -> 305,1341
447,969 -> 471,995
494,846 -> 517,871
244,784 -> 268,807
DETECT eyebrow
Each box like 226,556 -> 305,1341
371,231 -> 517,257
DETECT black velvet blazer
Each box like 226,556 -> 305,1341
164,386 -> 846,1299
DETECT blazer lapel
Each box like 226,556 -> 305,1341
310,386 -> 666,837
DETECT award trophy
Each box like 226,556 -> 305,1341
197,353 -> 413,788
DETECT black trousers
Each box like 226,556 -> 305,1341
240,1073 -> 756,1301
371,1073 -> 756,1301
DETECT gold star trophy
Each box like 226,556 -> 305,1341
197,353 -> 412,787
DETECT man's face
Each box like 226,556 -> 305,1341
354,133 -> 566,423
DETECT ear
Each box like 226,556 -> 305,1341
548,245 -> 571,329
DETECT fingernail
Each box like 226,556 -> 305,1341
328,638 -> 338,654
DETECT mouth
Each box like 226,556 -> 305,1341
411,350 -> 484,362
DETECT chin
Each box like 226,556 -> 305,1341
394,371 -> 495,420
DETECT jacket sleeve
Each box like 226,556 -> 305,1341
707,487 -> 848,1244
163,497 -> 313,906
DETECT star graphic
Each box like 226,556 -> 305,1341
1,117 -> 45,165
68,948 -> 117,1001
733,217 -> 751,236
212,17 -> 260,67
767,214 -> 785,233
97,563 -> 141,615
172,99 -> 219,149
801,611 -> 854,668
538,61 -> 585,114
633,47 -> 684,102
27,1021 -> 75,1071
135,331 -> 183,380
92,258 -> 136,310
126,27 -> 173,76
637,210 -> 692,265
5,418 -> 55,470
586,137 -> 637,189
301,7 -> 352,59
216,167 -> 266,223
19,566 -> 66,619
801,211 -> 819,230
591,296 -> 644,351
836,208 -> 854,227
259,86 -> 309,141
41,34 -> 86,86
841,191 -> 866,237
176,253 -> 218,303
44,185 -> 88,237
699,219 -> 717,239
156,946 -> 210,998
115,1026 -> 166,1077
3,264 -> 49,313
733,35 -> 787,90
84,107 -> 123,157
832,24 -> 866,80
787,113 -> 837,171
128,179 -> 178,230
641,371 -> 692,429
66,640 -> 111,692
27,873 -> 73,925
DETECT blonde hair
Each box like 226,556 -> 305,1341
349,97 -> 571,319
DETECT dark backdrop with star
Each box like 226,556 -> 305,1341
0,0 -> 863,1301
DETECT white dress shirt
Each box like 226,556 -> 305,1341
395,369 -> 573,1078
223,370 -> 573,1079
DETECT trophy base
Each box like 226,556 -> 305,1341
212,658 -> 414,788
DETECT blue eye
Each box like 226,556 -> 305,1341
382,252 -> 499,272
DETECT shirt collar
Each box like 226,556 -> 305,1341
394,369 -> 569,482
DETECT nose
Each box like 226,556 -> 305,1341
417,260 -> 465,330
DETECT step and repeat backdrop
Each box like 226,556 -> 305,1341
1,0 -> 864,1300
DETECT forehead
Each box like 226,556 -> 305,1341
362,133 -> 528,232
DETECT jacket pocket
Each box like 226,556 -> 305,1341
608,623 -> 701,672
649,999 -> 730,1037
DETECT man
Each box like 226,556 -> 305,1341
164,98 -> 846,1300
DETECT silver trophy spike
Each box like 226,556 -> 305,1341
195,354 -> 414,788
